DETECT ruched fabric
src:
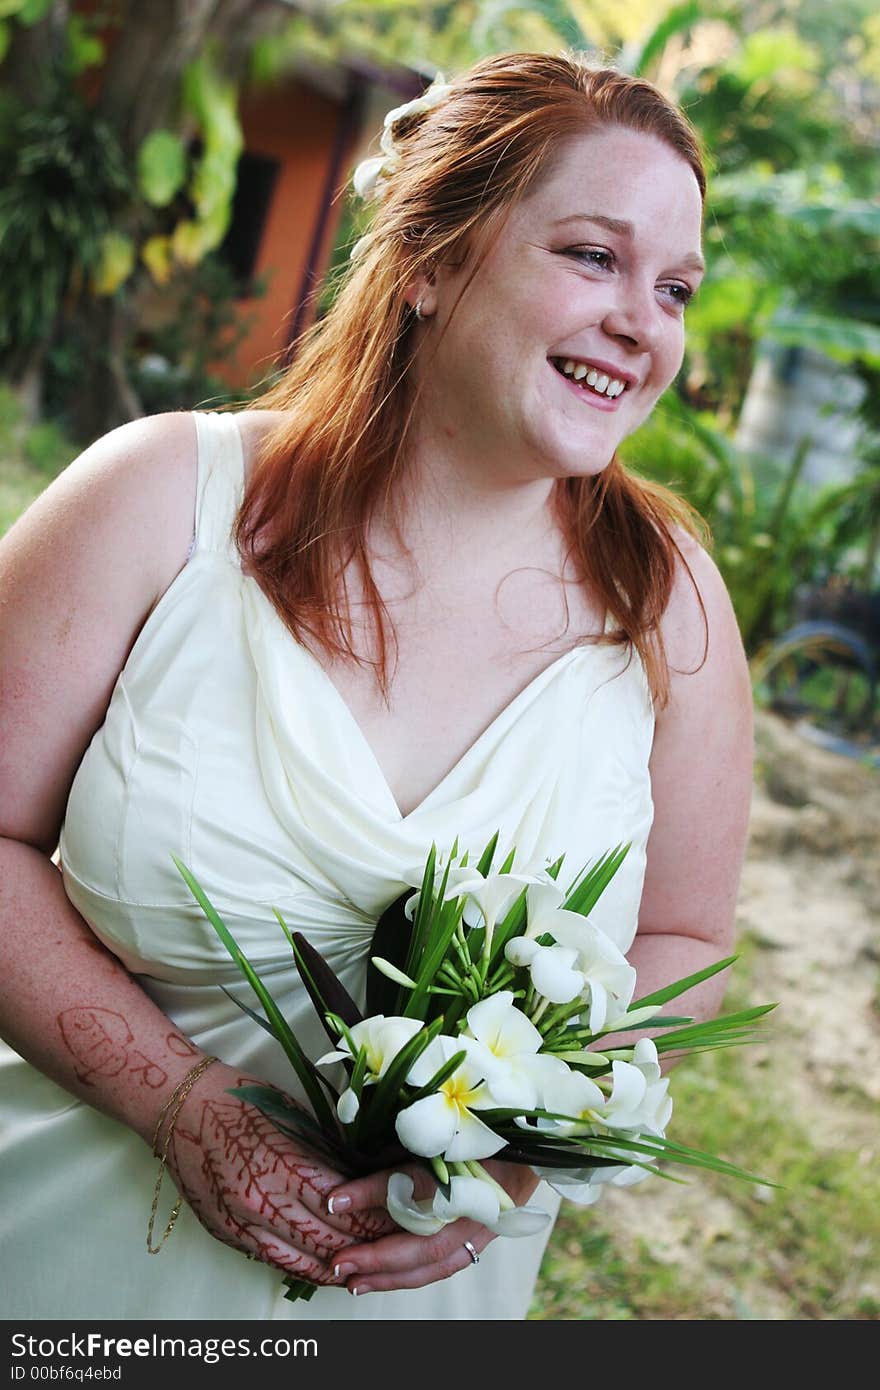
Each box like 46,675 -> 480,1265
0,411 -> 655,1319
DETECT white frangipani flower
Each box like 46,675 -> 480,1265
532,1066 -> 607,1138
461,991 -> 568,1108
553,920 -> 637,1032
513,890 -> 637,1031
386,1172 -> 550,1238
528,1052 -> 671,1204
395,1035 -> 510,1161
523,880 -> 568,919
401,843 -> 563,932
599,1060 -> 651,1130
351,152 -> 400,200
450,868 -> 549,940
316,1015 -> 422,1080
625,1038 -> 672,1136
504,937 -> 585,1004
535,1161 -> 653,1206
539,1054 -> 670,1143
403,863 -> 493,927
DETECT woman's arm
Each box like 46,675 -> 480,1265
613,531 -> 754,1051
0,414 -> 381,1280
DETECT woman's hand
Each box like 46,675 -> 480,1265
166,1063 -> 396,1285
320,1159 -> 542,1295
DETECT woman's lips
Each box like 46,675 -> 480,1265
551,361 -> 624,411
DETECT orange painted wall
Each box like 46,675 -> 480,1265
221,81 -> 350,389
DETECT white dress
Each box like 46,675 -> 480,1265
0,411 -> 655,1320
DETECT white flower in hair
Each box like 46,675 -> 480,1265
351,74 -> 452,205
380,75 -> 453,150
352,153 -> 398,201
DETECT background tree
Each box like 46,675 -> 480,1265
0,0 -> 290,437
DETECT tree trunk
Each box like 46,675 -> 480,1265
96,0 -> 288,159
65,294 -> 144,444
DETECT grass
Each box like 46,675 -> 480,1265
0,385 -> 78,536
531,944 -> 880,1320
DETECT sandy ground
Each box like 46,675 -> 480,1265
576,708 -> 880,1318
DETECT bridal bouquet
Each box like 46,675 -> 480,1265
175,835 -> 774,1301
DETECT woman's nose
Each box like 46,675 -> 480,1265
601,277 -> 658,350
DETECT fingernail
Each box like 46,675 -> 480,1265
333,1262 -> 356,1279
349,1285 -> 360,1297
327,1194 -> 352,1214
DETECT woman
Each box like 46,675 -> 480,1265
0,52 -> 752,1319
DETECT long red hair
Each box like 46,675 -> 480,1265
234,52 -> 710,708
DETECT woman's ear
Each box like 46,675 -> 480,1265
403,269 -> 438,319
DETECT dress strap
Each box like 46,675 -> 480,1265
190,411 -> 247,561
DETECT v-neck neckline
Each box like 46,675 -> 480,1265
247,575 -> 590,823
294,636 -> 586,823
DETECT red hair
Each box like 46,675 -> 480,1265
234,52 -> 710,707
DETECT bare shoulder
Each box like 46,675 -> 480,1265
0,411 -> 200,853
657,525 -> 749,704
2,409 -> 200,598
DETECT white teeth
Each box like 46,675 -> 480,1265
555,359 -> 628,398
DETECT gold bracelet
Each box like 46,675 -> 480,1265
146,1054 -> 218,1254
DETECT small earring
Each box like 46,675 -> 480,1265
414,298 -> 425,321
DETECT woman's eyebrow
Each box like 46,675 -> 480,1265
553,212 -> 705,273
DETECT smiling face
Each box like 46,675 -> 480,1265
412,125 -> 705,487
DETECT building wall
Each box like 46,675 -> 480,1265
220,80 -> 352,389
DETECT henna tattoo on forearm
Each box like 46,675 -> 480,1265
57,1007 -> 168,1089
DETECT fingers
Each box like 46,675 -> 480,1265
330,1218 -> 494,1295
326,1161 -> 434,1221
244,1231 -> 342,1286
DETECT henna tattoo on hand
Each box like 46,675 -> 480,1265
172,1094 -> 385,1278
57,1007 -> 168,1090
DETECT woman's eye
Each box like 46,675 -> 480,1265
662,282 -> 696,309
566,246 -> 614,270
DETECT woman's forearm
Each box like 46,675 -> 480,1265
0,835 -> 210,1146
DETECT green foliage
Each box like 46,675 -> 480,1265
0,382 -> 77,536
127,254 -> 266,415
65,12 -> 105,73
180,53 -> 244,258
622,395 -> 880,650
137,130 -> 188,208
0,0 -> 53,22
0,79 -> 130,372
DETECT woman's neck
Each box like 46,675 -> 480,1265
380,433 -> 564,575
